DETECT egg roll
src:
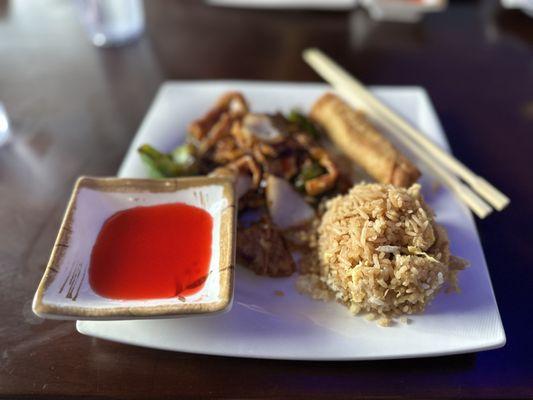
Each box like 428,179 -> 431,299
310,93 -> 420,187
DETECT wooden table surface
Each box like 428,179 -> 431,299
1,0 -> 532,398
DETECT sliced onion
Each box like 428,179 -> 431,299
266,175 -> 315,229
242,114 -> 286,144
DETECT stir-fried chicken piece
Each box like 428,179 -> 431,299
230,120 -> 253,151
189,92 -> 248,141
209,154 -> 262,202
232,114 -> 288,164
210,136 -> 244,165
294,133 -> 339,196
305,147 -> 339,196
220,155 -> 262,188
197,113 -> 233,155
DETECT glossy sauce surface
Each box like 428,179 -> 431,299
89,203 -> 213,300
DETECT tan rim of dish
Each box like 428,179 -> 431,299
32,176 -> 236,319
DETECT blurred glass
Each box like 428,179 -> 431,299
75,0 -> 144,47
0,102 -> 10,147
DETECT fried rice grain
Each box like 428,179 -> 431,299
297,183 -> 467,324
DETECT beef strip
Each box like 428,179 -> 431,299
237,216 -> 296,277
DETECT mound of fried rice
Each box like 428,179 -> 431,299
296,183 -> 467,326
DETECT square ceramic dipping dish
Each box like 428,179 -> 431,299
32,176 -> 236,321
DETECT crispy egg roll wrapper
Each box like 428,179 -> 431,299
310,93 -> 420,187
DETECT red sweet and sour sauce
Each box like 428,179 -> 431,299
89,203 -> 213,300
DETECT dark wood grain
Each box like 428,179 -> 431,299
1,0 -> 532,398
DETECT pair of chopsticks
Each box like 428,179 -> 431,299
303,48 -> 510,219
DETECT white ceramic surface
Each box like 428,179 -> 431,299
33,176 -> 235,320
362,0 -> 446,22
77,81 -> 505,360
207,0 -> 356,10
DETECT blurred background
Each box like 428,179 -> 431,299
1,0 -> 531,243
0,0 -> 531,185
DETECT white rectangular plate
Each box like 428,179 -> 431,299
77,81 -> 505,360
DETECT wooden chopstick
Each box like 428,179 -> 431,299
304,57 -> 491,218
343,88 -> 492,218
303,48 -> 510,212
